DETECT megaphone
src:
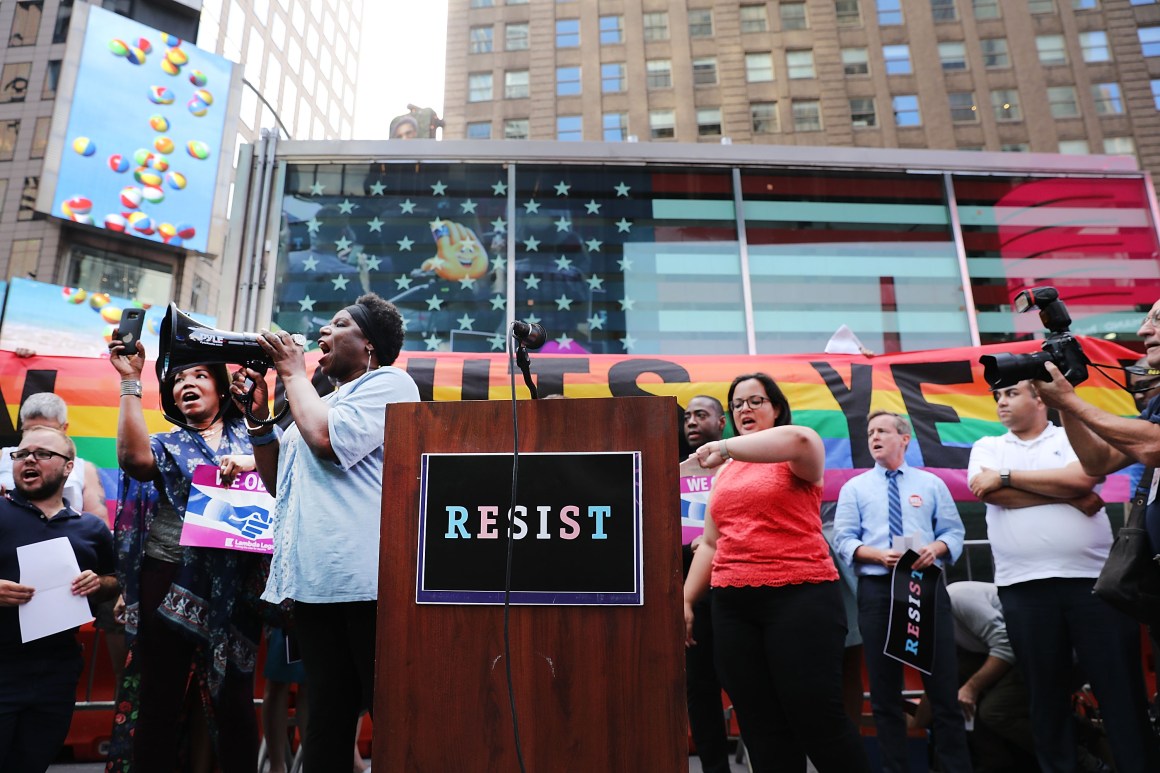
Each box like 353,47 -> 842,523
156,304 -> 303,430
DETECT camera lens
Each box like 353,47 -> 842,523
980,351 -> 1052,389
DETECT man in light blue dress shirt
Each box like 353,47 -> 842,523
834,410 -> 971,773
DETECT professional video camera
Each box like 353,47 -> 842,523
980,287 -> 1089,389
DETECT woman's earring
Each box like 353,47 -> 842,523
367,348 -> 374,371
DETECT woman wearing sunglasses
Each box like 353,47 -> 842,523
683,372 -> 869,773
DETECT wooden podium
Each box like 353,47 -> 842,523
375,396 -> 687,772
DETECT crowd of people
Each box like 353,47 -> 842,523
1,294 -> 1160,772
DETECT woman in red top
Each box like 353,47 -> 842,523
683,372 -> 869,773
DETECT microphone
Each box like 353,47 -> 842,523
511,320 -> 547,350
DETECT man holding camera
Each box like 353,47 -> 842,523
969,380 -> 1159,772
1037,299 -> 1160,637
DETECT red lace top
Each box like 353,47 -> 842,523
709,459 -> 838,588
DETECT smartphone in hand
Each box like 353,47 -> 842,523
117,308 -> 146,350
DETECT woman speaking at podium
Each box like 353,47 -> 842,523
106,339 -> 266,772
238,293 -> 419,770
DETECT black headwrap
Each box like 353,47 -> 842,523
344,302 -> 393,368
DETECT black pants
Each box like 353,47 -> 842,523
0,655 -> 82,773
712,582 -> 870,773
294,600 -> 377,770
687,589 -> 730,773
1000,578 -> 1160,773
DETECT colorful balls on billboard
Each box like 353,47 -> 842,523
166,171 -> 187,190
149,114 -> 169,132
148,86 -> 174,105
158,222 -> 177,242
102,324 -> 116,345
160,58 -> 180,76
147,316 -> 160,335
108,39 -> 129,57
120,187 -> 143,209
72,137 -> 95,156
187,98 -> 208,117
133,148 -> 154,167
166,48 -> 189,67
133,168 -> 162,187
101,306 -> 123,324
142,186 -> 165,204
63,196 -> 92,215
194,89 -> 213,105
129,212 -> 155,235
186,140 -> 210,160
176,223 -> 196,239
105,213 -> 128,233
154,136 -> 175,154
126,47 -> 147,65
189,70 -> 207,87
137,37 -> 153,54
108,154 -> 129,173
150,157 -> 170,172
89,293 -> 111,311
162,33 -> 181,47
62,287 -> 87,304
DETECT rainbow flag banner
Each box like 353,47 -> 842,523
0,335 -> 1143,515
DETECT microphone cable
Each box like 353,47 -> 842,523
503,332 -> 530,773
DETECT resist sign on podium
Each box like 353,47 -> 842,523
416,452 -> 643,606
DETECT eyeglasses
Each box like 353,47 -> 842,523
1140,309 -> 1160,331
731,395 -> 770,412
10,448 -> 73,463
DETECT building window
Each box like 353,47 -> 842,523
693,57 -> 718,86
470,26 -> 493,54
949,92 -> 978,122
981,38 -> 1009,68
506,23 -> 529,51
792,100 -> 822,131
555,67 -> 580,97
9,1 -> 42,47
600,15 -> 623,44
1001,143 -> 1030,152
893,95 -> 921,126
469,0 -> 493,6
689,9 -> 713,37
647,59 -> 672,89
939,42 -> 967,71
836,0 -> 861,27
1141,28 -> 1160,57
740,5 -> 768,32
878,0 -> 903,25
468,72 -> 493,102
643,12 -> 669,41
466,122 -> 492,139
1152,80 -> 1160,109
1080,31 -> 1110,61
602,63 -> 626,93
557,115 -> 582,141
931,0 -> 957,21
746,52 -> 774,82
850,97 -> 877,127
842,48 -> 869,75
0,62 -> 31,102
1104,136 -> 1136,155
556,19 -> 580,47
781,3 -> 808,30
697,108 -> 722,136
603,112 -> 627,141
504,119 -> 529,140
991,89 -> 1022,121
52,0 -> 72,44
1058,139 -> 1089,154
1036,35 -> 1068,65
505,70 -> 529,99
751,101 -> 779,133
649,109 -> 675,139
1092,82 -> 1123,114
1131,0 -> 1157,5
30,115 -> 50,158
1029,0 -> 1055,12
1047,86 -> 1079,118
1073,0 -> 1098,9
18,177 -> 38,221
0,119 -> 18,161
972,0 -> 1000,18
42,60 -> 60,99
9,239 -> 40,279
786,50 -> 815,79
883,45 -> 912,75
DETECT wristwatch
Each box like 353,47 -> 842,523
999,468 -> 1011,488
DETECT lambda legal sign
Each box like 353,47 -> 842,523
416,452 -> 643,605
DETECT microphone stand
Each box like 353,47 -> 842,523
515,343 -> 538,400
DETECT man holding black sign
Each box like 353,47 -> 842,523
970,380 -> 1159,772
834,411 -> 971,773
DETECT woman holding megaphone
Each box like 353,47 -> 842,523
233,293 -> 419,771
105,336 -> 267,772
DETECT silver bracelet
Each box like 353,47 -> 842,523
120,380 -> 142,398
718,439 -> 730,460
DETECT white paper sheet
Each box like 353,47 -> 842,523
16,537 -> 93,643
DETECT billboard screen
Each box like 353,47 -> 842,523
37,5 -> 240,255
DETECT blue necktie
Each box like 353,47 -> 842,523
886,469 -> 903,539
